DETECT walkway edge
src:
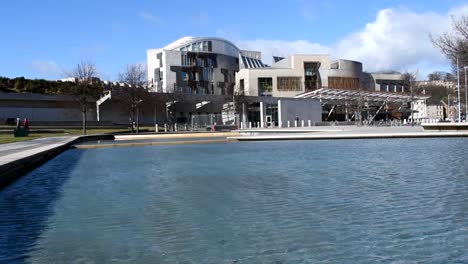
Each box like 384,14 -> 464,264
228,131 -> 468,141
0,135 -> 113,189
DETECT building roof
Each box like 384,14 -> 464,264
163,36 -> 240,51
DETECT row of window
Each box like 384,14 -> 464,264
179,41 -> 212,52
239,77 -> 303,92
181,54 -> 214,67
277,77 -> 302,91
180,68 -> 214,82
328,77 -> 360,90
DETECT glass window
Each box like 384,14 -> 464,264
202,41 -> 209,51
203,68 -> 213,81
181,54 -> 189,66
258,78 -> 273,96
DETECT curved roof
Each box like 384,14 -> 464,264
163,36 -> 240,52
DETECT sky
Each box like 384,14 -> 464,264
0,0 -> 467,81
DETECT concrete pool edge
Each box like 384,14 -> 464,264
72,138 -> 231,149
228,131 -> 468,141
0,134 -> 114,189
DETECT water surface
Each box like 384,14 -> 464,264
1,139 -> 468,263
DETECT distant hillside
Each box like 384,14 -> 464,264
0,76 -> 75,94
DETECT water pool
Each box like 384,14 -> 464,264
1,139 -> 468,263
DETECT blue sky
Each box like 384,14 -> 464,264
0,0 -> 467,80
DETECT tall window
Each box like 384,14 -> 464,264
277,77 -> 301,91
304,62 -> 320,91
203,68 -> 213,81
181,54 -> 189,66
240,79 -> 245,93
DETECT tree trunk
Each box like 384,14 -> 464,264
131,107 -> 135,133
82,109 -> 87,135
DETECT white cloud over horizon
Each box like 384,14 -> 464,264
30,60 -> 64,78
236,4 -> 468,79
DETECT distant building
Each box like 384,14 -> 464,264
415,80 -> 456,89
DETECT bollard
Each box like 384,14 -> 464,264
279,121 -> 282,128
164,124 -> 167,132
249,122 -> 252,129
155,124 -> 159,133
185,124 -> 188,131
294,120 -> 298,127
308,120 -> 311,127
301,120 -> 304,127
287,121 -> 290,128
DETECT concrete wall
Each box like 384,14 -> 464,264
0,92 -> 232,126
278,98 -> 321,127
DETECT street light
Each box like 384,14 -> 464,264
465,66 -> 468,121
457,57 -> 461,122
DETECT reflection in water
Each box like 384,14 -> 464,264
0,150 -> 82,264
1,139 -> 468,263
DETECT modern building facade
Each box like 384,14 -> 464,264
147,37 -> 262,95
235,54 -> 408,96
146,37 -> 427,126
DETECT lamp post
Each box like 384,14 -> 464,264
465,66 -> 468,121
457,57 -> 461,122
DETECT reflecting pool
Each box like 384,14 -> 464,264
1,139 -> 468,263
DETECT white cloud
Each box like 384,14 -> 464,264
30,60 -> 63,77
236,4 -> 468,78
139,11 -> 162,25
334,8 -> 452,76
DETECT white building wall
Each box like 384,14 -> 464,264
162,50 -> 180,93
426,105 -> 444,121
147,49 -> 160,89
278,98 -> 322,126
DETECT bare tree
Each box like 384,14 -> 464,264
66,60 -> 103,135
402,71 -> 419,126
115,64 -> 148,133
431,15 -> 468,66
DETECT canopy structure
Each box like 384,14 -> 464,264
295,88 -> 430,105
295,88 -> 431,122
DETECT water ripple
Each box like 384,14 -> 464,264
1,139 -> 468,263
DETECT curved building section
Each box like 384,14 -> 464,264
147,37 -> 261,95
327,59 -> 362,90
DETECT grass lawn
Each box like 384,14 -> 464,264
0,128 -> 133,144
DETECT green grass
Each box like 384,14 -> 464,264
0,128 -> 133,144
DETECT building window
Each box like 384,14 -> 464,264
181,72 -> 188,81
203,68 -> 213,81
181,54 -> 189,66
277,77 -> 301,91
240,79 -> 245,93
258,78 -> 272,96
304,62 -> 321,91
